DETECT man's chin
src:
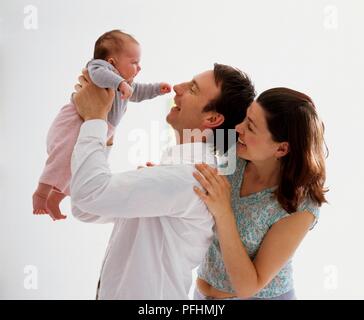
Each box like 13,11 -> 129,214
166,114 -> 178,129
166,113 -> 172,125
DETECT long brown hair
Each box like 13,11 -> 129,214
257,88 -> 328,213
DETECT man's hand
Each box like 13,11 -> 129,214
119,81 -> 133,100
73,69 -> 115,121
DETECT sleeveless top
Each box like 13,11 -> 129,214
197,157 -> 320,298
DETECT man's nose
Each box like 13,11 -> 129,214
173,83 -> 183,95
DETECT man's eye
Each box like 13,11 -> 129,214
248,123 -> 253,132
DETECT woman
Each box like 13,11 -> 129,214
192,87 -> 327,300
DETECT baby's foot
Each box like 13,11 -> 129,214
33,189 -> 48,214
46,189 -> 67,221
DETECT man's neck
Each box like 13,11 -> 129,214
174,128 -> 209,145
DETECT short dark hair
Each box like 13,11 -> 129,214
93,29 -> 139,60
257,87 -> 328,212
203,63 -> 256,154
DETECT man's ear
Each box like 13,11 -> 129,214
203,112 -> 225,129
275,142 -> 290,159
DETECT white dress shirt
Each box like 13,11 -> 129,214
70,120 -> 215,299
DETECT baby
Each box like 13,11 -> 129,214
32,29 -> 171,221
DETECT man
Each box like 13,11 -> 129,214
71,63 -> 255,299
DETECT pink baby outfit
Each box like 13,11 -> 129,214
38,59 -> 163,196
38,103 -> 114,196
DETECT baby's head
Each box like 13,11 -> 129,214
94,30 -> 141,82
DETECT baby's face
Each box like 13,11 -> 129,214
114,42 -> 141,83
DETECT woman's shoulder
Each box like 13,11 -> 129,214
267,195 -> 321,230
296,196 -> 321,230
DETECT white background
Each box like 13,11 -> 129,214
0,0 -> 363,299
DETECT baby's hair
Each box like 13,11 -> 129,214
94,29 -> 139,60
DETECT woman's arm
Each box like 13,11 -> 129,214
193,163 -> 315,298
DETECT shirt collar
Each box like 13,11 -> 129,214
160,142 -> 217,166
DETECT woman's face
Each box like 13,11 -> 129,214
235,101 -> 288,162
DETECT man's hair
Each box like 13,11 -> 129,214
93,29 -> 139,60
203,63 -> 256,155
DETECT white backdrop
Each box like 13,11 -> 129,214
0,0 -> 363,299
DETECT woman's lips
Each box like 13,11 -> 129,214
238,137 -> 246,146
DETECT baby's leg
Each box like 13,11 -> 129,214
46,188 -> 67,221
33,183 -> 52,214
39,103 -> 82,194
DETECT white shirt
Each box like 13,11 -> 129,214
70,120 -> 215,299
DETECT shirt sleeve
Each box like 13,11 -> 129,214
267,197 -> 320,230
87,59 -> 124,90
70,144 -> 116,224
297,197 -> 320,230
70,120 -> 197,221
129,83 -> 162,102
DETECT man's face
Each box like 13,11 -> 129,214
166,70 -> 221,137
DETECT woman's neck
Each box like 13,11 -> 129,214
246,159 -> 281,188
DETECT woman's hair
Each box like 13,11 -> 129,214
257,87 -> 328,213
94,29 -> 139,60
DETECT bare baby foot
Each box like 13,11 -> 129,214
46,189 -> 67,221
33,183 -> 52,215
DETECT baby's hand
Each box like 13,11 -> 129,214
160,83 -> 172,94
119,81 -> 133,99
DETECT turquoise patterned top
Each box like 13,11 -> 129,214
197,157 -> 320,298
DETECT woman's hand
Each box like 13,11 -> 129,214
193,163 -> 233,220
73,69 -> 115,121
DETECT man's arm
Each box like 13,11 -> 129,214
70,143 -> 115,224
70,120 -> 196,220
71,70 -> 196,221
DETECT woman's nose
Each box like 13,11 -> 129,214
235,121 -> 244,133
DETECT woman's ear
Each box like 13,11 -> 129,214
204,112 -> 225,129
276,142 -> 290,159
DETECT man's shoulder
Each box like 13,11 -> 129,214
138,164 -> 196,183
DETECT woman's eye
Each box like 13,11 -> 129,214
248,123 -> 253,131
